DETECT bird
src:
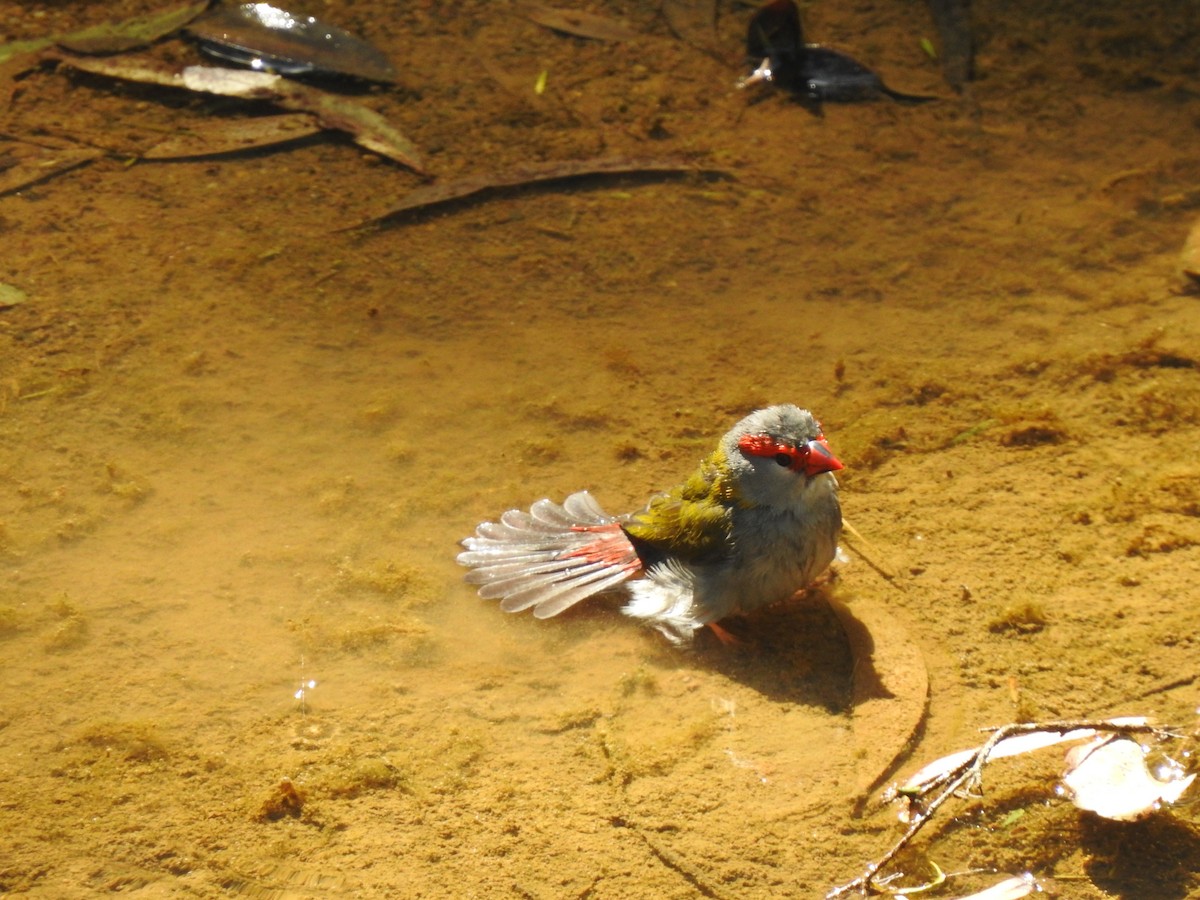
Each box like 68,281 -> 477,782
456,405 -> 843,644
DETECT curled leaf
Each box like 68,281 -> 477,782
142,113 -> 321,159
351,156 -> 719,226
525,5 -> 642,42
181,64 -> 281,95
0,141 -> 104,196
56,2 -> 210,54
1061,735 -> 1196,821
1,2 -> 208,64
893,716 -> 1151,798
948,873 -> 1039,900
825,593 -> 930,813
0,282 -> 29,309
47,53 -> 425,173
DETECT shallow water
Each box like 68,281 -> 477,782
1,0 -> 1199,896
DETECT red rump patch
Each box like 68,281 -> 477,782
565,523 -> 642,571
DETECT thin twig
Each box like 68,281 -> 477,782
640,833 -> 727,899
827,719 -> 1176,898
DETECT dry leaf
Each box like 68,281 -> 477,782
180,65 -> 282,95
1061,735 -> 1196,821
0,282 -> 29,309
525,5 -> 642,42
948,873 -> 1039,900
826,593 -> 930,812
894,716 -> 1151,797
48,54 -> 425,173
0,1 -> 207,64
353,156 -> 718,226
143,113 -> 321,159
0,142 -> 104,196
56,2 -> 209,54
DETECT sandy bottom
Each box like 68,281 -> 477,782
1,0 -> 1199,896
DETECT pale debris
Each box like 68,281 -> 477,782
1059,735 -> 1196,821
948,873 -> 1040,900
736,57 -> 774,90
182,64 -> 282,95
890,716 -> 1151,800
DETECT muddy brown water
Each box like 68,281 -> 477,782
1,0 -> 1199,897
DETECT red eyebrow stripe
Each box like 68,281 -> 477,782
737,432 -> 844,476
737,433 -> 797,460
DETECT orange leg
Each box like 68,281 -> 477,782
707,621 -> 740,645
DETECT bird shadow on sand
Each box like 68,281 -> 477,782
542,582 -> 897,712
645,586 -> 859,711
536,582 -> 926,800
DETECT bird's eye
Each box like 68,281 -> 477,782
774,453 -> 792,467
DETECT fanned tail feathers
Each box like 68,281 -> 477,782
457,491 -> 642,619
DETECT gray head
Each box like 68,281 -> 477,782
721,405 -> 843,507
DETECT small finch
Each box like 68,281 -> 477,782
457,405 -> 843,643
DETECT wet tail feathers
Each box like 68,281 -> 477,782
457,491 -> 642,619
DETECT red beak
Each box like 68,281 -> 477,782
804,436 -> 844,476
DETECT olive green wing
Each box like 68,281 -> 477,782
622,451 -> 737,564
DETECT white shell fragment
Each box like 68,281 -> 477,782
948,873 -> 1040,900
182,64 -> 282,96
1060,735 -> 1196,821
892,717 -> 1152,798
